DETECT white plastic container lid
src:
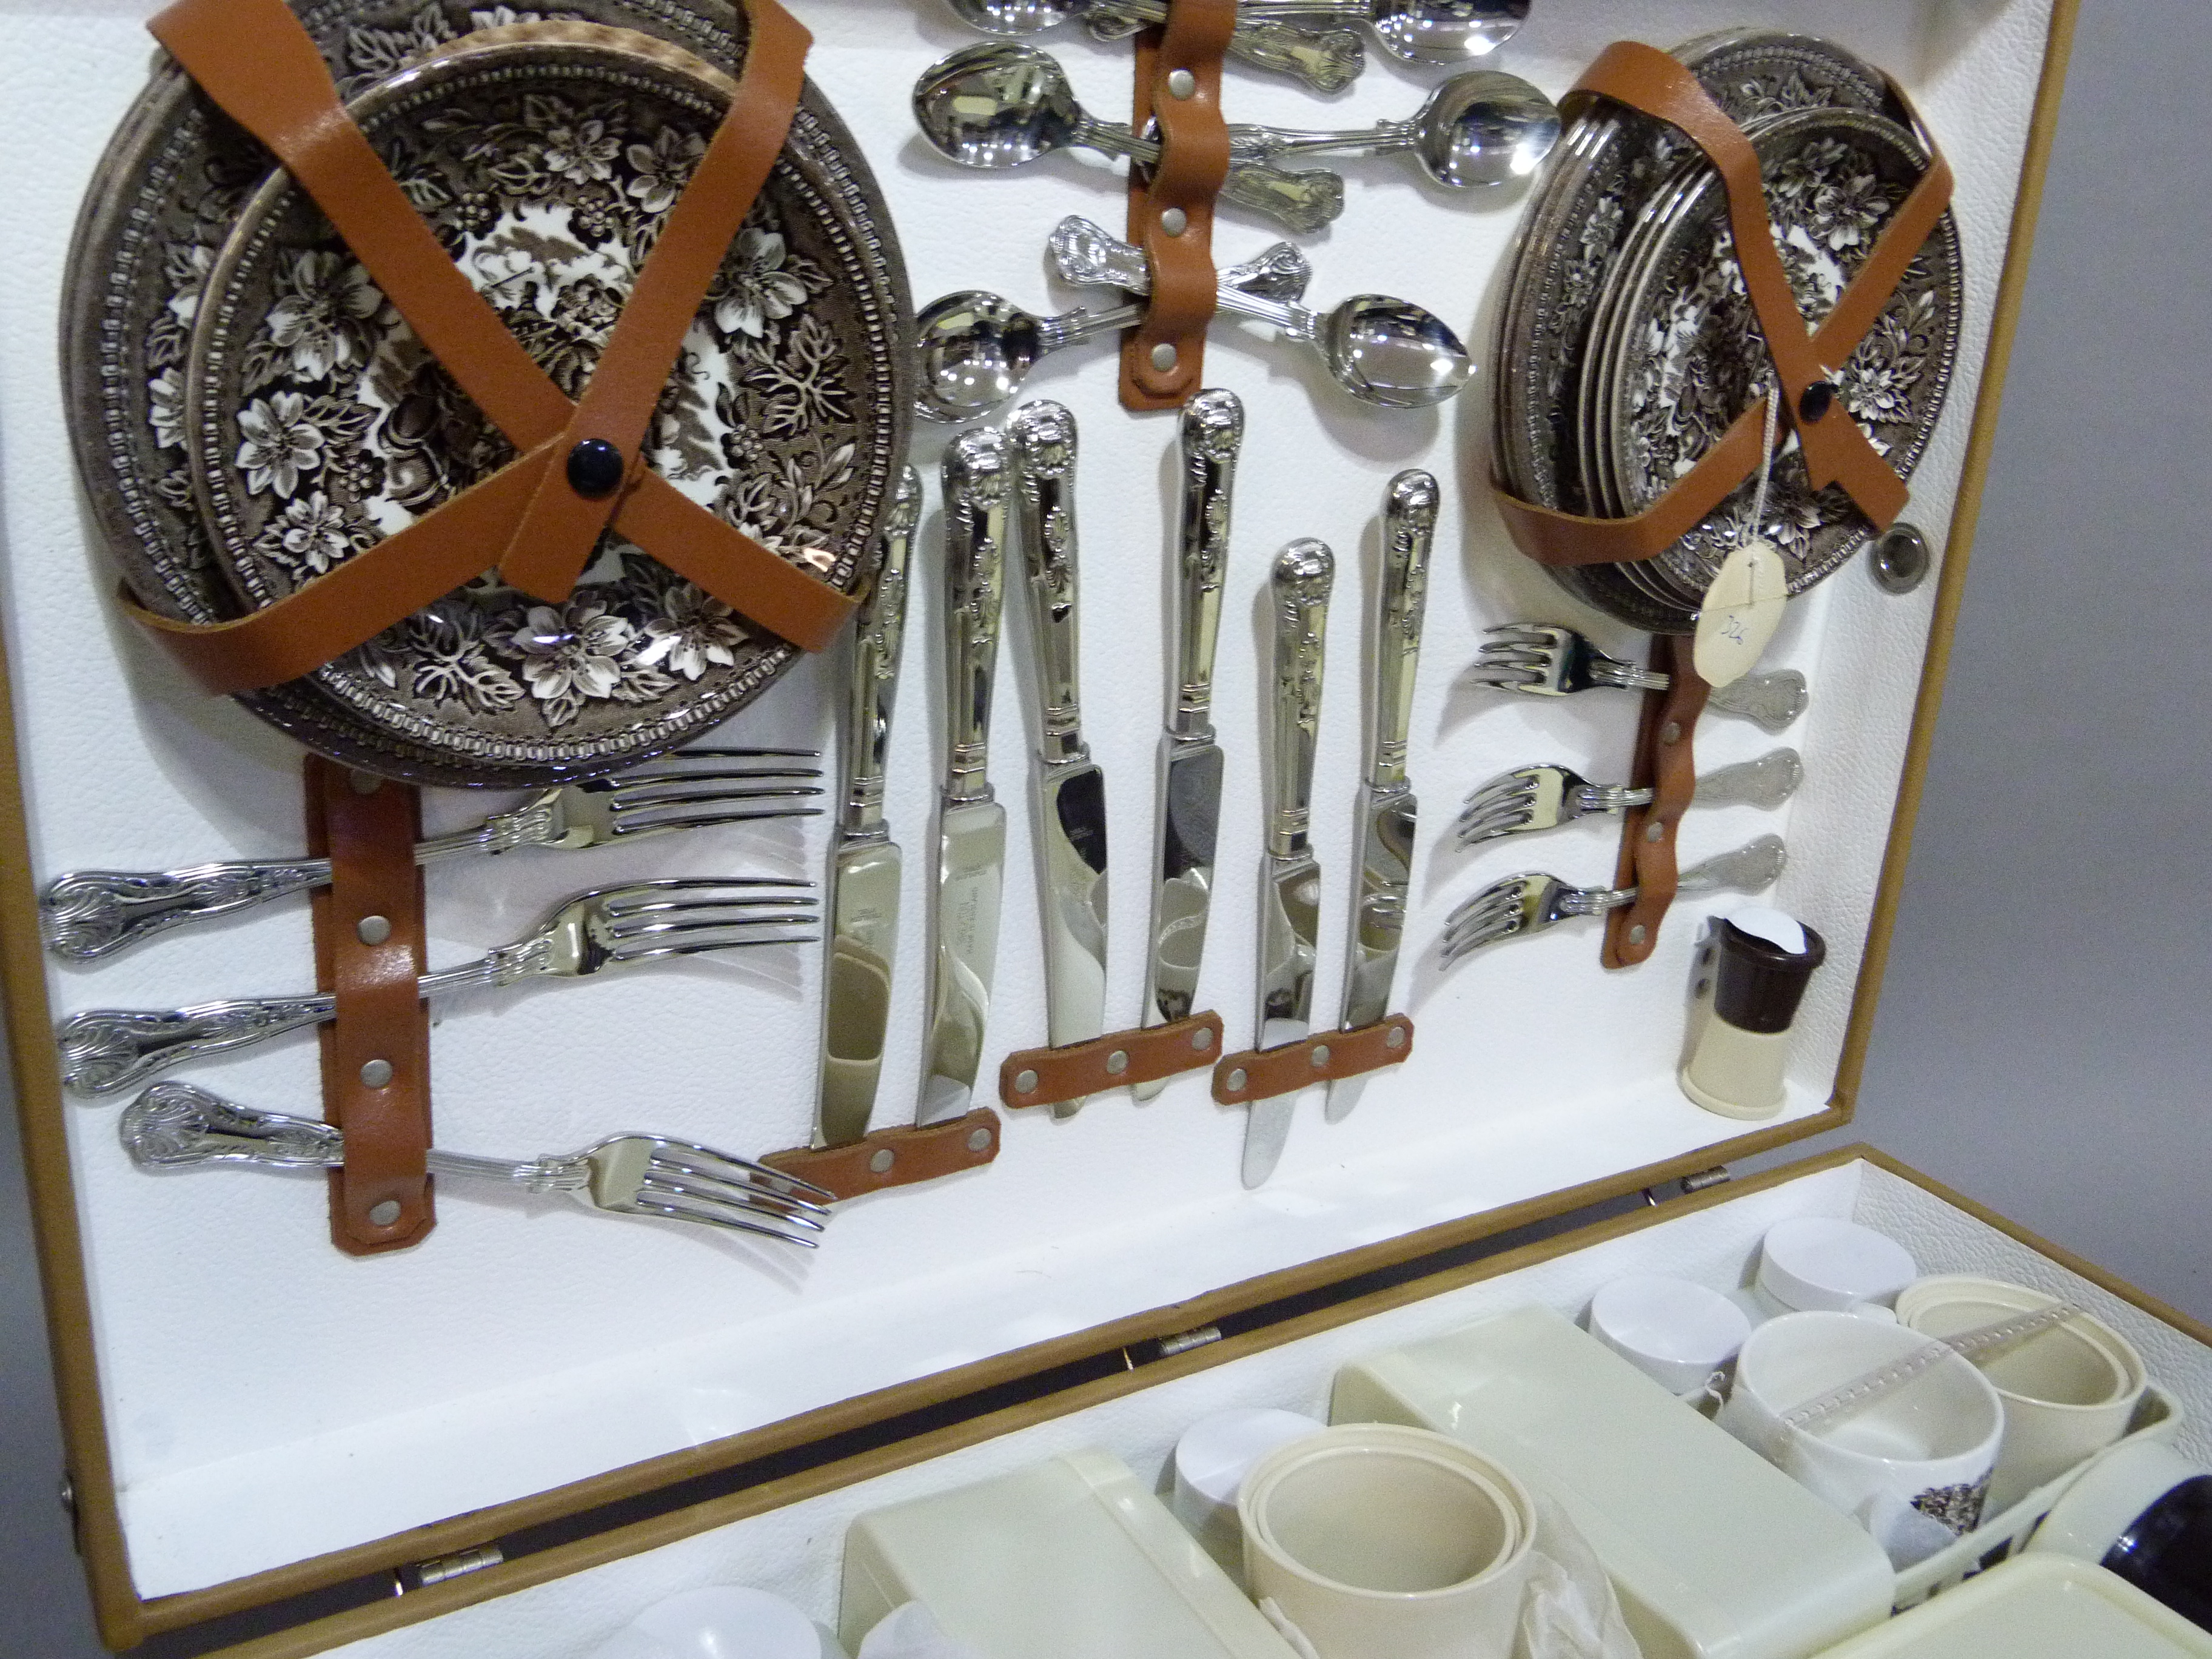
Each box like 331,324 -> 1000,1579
589,1586 -> 845,1659
1757,1218 -> 1919,1313
1589,1275 -> 1754,1395
1803,1555 -> 2212,1657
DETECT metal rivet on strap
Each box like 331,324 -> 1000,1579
870,1148 -> 896,1175
1150,341 -> 1179,372
1385,1025 -> 1406,1050
566,437 -> 625,498
357,914 -> 392,945
1105,1050 -> 1130,1075
1627,924 -> 1649,947
967,1127 -> 993,1153
367,1199 -> 401,1227
1013,1068 -> 1039,1094
1225,1067 -> 1247,1092
359,1058 -> 394,1088
1798,380 -> 1837,423
1165,67 -> 1197,99
348,770 -> 383,796
1661,721 -> 1681,745
1644,822 -> 1664,843
1160,207 -> 1188,236
1310,1045 -> 1331,1067
1191,1026 -> 1215,1051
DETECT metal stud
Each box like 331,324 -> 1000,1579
359,1058 -> 394,1088
1160,207 -> 1187,236
1165,67 -> 1196,99
1385,1025 -> 1406,1050
1310,1044 -> 1331,1067
1014,1068 -> 1039,1094
1105,1050 -> 1130,1075
1225,1067 -> 1247,1092
967,1127 -> 993,1153
870,1148 -> 896,1175
357,914 -> 392,945
1627,923 -> 1649,947
1644,822 -> 1664,843
1869,521 -> 1931,595
1150,341 -> 1178,372
367,1199 -> 401,1227
348,770 -> 383,796
1661,721 -> 1681,745
1190,1025 -> 1215,1051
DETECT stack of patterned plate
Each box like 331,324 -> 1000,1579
64,1 -> 912,787
1490,31 -> 1961,634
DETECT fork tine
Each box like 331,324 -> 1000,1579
626,1191 -> 823,1248
665,747 -> 820,760
649,1139 -> 834,1207
1456,776 -> 1536,820
643,1167 -> 830,1230
608,783 -> 824,810
607,775 -> 824,809
1481,623 -> 1563,646
614,937 -> 819,966
1464,664 -> 1540,688
609,807 -> 826,839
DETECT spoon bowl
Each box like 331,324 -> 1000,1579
1416,70 -> 1561,187
914,44 -> 1081,169
1369,0 -> 1529,64
915,292 -> 1046,421
944,0 -> 1090,33
1319,297 -> 1472,407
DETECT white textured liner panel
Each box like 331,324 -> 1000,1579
0,0 -> 2055,1599
326,1161 -> 2212,1657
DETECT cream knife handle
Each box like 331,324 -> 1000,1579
942,429 -> 1010,806
1368,469 -> 1436,789
1171,389 -> 1243,743
1008,402 -> 1088,766
1268,540 -> 1334,859
844,468 -> 919,837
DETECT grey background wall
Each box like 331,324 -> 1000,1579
4,3 -> 2207,1652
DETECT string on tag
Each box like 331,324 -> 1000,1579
1746,364 -> 1781,545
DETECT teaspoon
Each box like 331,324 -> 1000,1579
913,45 -> 1344,233
1264,0 -> 1530,64
1049,217 -> 1472,408
945,0 -> 1364,92
1227,69 -> 1560,189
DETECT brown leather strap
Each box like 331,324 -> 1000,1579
304,757 -> 434,1253
1497,45 -> 1955,568
999,1012 -> 1225,1110
1603,637 -> 1706,968
136,0 -> 851,693
759,1109 -> 1000,1201
1121,1 -> 1235,410
1212,1015 -> 1414,1105
494,0 -> 811,599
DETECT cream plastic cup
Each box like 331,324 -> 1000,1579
1898,1276 -> 2149,1513
1589,1274 -> 1754,1396
1721,1310 -> 2004,1543
1169,1408 -> 1328,1584
1239,1424 -> 1535,1659
600,1587 -> 845,1659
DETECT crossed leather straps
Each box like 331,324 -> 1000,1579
132,0 -> 855,697
1493,41 -> 1956,568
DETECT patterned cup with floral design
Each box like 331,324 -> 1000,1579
1720,1311 -> 2003,1562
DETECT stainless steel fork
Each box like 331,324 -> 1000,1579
40,748 -> 824,962
121,1082 -> 834,1248
1456,750 -> 1802,845
57,879 -> 819,1096
1439,836 -> 1786,963
1467,625 -> 1808,732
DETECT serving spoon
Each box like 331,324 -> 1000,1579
945,0 -> 1364,92
914,45 -> 1344,233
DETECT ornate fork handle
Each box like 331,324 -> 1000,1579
41,861 -> 336,961
1693,749 -> 1803,810
1570,783 -> 1652,814
1081,0 -> 1363,91
1706,671 -> 1809,733
59,994 -> 339,1096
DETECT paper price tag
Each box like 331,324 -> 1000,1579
1694,538 -> 1787,687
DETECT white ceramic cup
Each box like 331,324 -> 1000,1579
593,1586 -> 846,1659
1588,1274 -> 1754,1396
1897,1276 -> 2149,1513
1754,1217 -> 1919,1316
1720,1310 -> 2004,1544
1239,1424 -> 1536,1659
1169,1408 -> 1329,1584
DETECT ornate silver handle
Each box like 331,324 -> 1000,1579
1676,834 -> 1788,896
59,993 -> 338,1097
1369,470 -> 1437,789
1692,749 -> 1803,811
41,860 -> 336,961
941,428 -> 1010,806
1171,390 -> 1243,743
1268,540 -> 1334,859
843,467 -> 918,837
1708,669 -> 1809,734
1008,401 -> 1089,768
1215,162 -> 1345,235
1048,216 -> 1312,306
1081,0 -> 1364,92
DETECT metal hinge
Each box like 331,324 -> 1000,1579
1644,1165 -> 1732,1205
392,1543 -> 504,1594
1139,1323 -> 1224,1365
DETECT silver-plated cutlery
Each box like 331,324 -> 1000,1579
944,0 -> 1532,76
1440,836 -> 1787,964
919,430 -> 1013,1126
1469,623 -> 1809,732
1246,539 -> 1334,1188
1222,69 -> 1558,187
913,45 -> 1345,233
57,879 -> 820,1096
1327,472 -> 1435,1125
1010,403 -> 1110,1116
945,0 -> 1365,93
1456,749 -> 1803,845
1134,389 -> 1242,1101
123,1082 -> 835,1248
815,469 -> 920,1153
39,750 -> 824,962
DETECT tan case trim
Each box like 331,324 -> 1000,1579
0,4 -> 2081,1649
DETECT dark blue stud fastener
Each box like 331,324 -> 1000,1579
566,438 -> 625,498
1797,380 -> 1837,423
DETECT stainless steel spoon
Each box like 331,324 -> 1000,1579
1048,217 -> 1473,408
913,45 -> 1344,233
1226,69 -> 1560,189
944,0 -> 1365,93
1262,0 -> 1530,64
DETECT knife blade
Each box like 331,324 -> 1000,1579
919,429 -> 1011,1127
1008,402 -> 1108,1118
1245,538 -> 1334,1188
1135,389 -> 1243,1102
1327,471 -> 1436,1125
814,465 -> 920,1148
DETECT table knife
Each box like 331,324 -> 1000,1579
813,466 -> 919,1148
1008,401 -> 1108,1118
1326,471 -> 1436,1125
1245,539 -> 1334,1188
1135,389 -> 1243,1102
919,429 -> 1011,1126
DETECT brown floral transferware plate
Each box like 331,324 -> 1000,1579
64,2 -> 911,787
